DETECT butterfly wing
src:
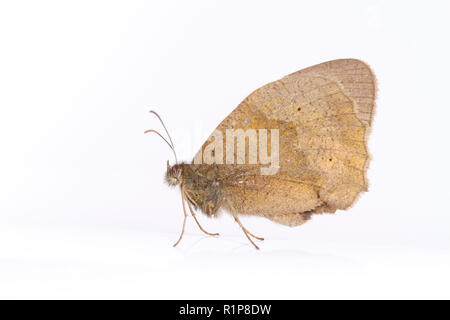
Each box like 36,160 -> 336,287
193,59 -> 376,226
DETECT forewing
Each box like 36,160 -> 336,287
193,59 -> 376,224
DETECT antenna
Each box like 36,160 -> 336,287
145,111 -> 178,163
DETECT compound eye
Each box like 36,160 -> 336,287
172,165 -> 181,178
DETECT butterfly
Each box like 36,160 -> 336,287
146,59 -> 376,249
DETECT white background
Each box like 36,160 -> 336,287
1,0 -> 449,299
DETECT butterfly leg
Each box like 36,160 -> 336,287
233,215 -> 262,250
185,196 -> 219,236
244,228 -> 264,241
233,215 -> 264,241
173,188 -> 188,247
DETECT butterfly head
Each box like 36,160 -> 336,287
165,160 -> 183,187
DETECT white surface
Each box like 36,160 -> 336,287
0,0 -> 449,299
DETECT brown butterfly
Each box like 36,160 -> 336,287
146,59 -> 376,249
